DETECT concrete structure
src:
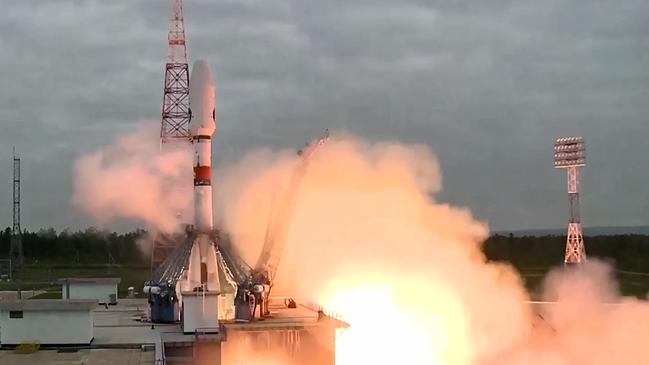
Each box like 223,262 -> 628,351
0,299 -> 96,345
181,291 -> 220,334
59,277 -> 121,305
0,298 -> 344,364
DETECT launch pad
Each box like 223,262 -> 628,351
0,298 -> 344,365
165,301 -> 344,365
136,2 -> 342,363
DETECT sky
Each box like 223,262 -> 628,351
0,0 -> 648,233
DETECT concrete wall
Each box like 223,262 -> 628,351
182,295 -> 219,334
64,283 -> 117,304
0,310 -> 93,345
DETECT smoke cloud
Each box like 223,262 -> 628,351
217,135 -> 529,365
73,123 -> 193,233
490,260 -> 649,365
217,133 -> 649,365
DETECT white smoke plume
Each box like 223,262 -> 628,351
217,134 -> 530,365
490,260 -> 649,365
217,133 -> 649,365
73,122 -> 193,233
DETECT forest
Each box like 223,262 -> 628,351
0,227 -> 146,265
2,227 -> 649,271
484,233 -> 649,271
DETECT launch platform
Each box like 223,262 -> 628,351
0,298 -> 345,365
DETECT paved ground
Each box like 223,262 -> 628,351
0,291 -> 43,300
0,297 -> 333,364
0,348 -> 154,365
0,298 -> 168,363
92,298 -> 182,346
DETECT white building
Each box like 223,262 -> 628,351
59,277 -> 121,305
0,299 -> 96,345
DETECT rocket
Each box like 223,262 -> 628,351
189,59 -> 216,233
186,59 -> 220,291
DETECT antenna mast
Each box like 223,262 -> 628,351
160,0 -> 191,143
10,148 -> 23,271
554,136 -> 587,264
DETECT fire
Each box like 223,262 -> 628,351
320,276 -> 472,365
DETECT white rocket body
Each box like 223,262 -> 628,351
185,59 -> 220,291
189,59 -> 216,233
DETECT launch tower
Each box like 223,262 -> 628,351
160,0 -> 191,143
554,136 -> 587,264
151,0 -> 192,276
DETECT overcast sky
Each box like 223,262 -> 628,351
1,0 -> 648,232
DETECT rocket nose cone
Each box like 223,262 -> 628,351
189,60 -> 215,91
189,59 -> 217,135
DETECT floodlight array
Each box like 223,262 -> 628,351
554,136 -> 586,168
555,136 -> 584,144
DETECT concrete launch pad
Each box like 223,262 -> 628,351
0,298 -> 345,365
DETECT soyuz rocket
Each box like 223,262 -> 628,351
189,59 -> 216,233
184,59 -> 220,291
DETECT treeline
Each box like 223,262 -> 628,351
0,227 -> 147,265
2,228 -> 649,270
484,234 -> 649,271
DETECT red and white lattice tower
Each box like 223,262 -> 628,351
554,136 -> 587,265
151,0 -> 191,276
160,0 -> 191,143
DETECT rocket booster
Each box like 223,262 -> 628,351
189,60 -> 216,233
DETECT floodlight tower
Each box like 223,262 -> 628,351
554,136 -> 587,264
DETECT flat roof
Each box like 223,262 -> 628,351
58,277 -> 121,284
0,299 -> 98,311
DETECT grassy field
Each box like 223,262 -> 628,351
4,260 -> 649,300
1,263 -> 149,298
516,265 -> 649,299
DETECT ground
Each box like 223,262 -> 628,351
4,263 -> 649,300
0,264 -> 149,299
0,299 -> 167,364
0,348 -> 154,365
518,266 -> 649,299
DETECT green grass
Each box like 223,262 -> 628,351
1,263 -> 150,298
513,265 -> 649,299
30,291 -> 62,299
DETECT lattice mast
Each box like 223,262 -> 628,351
152,0 -> 191,276
10,148 -> 23,270
160,0 -> 191,143
554,137 -> 587,264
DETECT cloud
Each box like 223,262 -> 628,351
1,0 -> 649,231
